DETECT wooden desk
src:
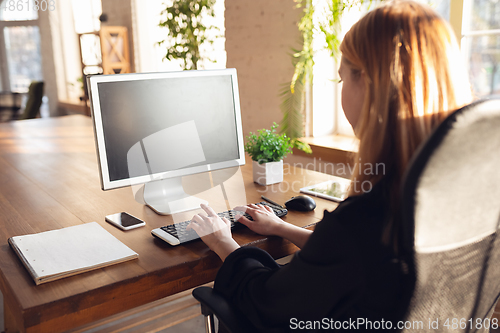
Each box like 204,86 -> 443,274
0,115 -> 341,332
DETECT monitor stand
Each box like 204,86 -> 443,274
142,177 -> 207,215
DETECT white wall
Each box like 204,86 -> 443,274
38,8 -> 60,116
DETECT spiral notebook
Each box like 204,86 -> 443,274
8,222 -> 138,285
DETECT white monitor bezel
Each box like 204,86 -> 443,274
88,68 -> 245,191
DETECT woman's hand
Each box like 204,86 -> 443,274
234,204 -> 285,236
235,204 -> 313,249
187,204 -> 240,261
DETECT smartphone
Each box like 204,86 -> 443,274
105,212 -> 145,230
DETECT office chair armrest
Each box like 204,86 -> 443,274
192,286 -> 257,333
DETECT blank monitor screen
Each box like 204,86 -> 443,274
88,69 -> 245,190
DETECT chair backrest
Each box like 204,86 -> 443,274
20,81 -> 44,120
401,98 -> 500,332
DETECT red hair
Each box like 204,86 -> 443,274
340,0 -> 472,245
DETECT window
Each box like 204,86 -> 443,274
461,0 -> 500,96
312,0 -> 395,137
0,0 -> 43,92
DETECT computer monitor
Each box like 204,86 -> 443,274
87,69 -> 245,215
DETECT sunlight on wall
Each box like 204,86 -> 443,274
312,0 -> 362,137
312,0 -> 335,137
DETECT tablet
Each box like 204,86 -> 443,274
300,179 -> 350,202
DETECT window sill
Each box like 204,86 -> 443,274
293,134 -> 359,165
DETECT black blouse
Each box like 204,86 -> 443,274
214,180 -> 411,332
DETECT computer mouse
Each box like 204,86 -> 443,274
285,195 -> 316,212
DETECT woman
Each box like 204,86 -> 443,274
188,1 -> 472,331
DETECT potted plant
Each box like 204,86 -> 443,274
245,123 -> 293,185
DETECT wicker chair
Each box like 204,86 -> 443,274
401,97 -> 500,333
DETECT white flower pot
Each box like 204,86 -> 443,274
252,160 -> 283,185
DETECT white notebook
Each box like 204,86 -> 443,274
9,222 -> 138,285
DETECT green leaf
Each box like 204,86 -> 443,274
280,0 -> 381,154
279,0 -> 313,150
157,0 -> 219,70
291,139 -> 312,154
244,123 -> 293,163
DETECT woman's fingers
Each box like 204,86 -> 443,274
235,204 -> 264,215
190,203 -> 276,234
235,214 -> 253,226
234,205 -> 250,212
186,216 -> 199,231
221,217 -> 231,226
252,204 -> 273,213
186,220 -> 200,232
192,214 -> 206,224
200,203 -> 218,217
187,214 -> 210,233
187,205 -> 233,238
248,204 -> 263,210
233,206 -> 252,217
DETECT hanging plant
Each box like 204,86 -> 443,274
280,0 -> 375,153
280,0 -> 314,154
158,0 -> 219,70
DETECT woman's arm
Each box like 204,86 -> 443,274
234,204 -> 312,249
271,220 -> 313,249
213,209 -> 366,331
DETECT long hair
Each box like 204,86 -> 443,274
339,1 -> 472,246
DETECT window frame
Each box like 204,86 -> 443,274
460,0 -> 500,96
0,2 -> 40,91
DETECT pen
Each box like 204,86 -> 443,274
261,195 -> 284,209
